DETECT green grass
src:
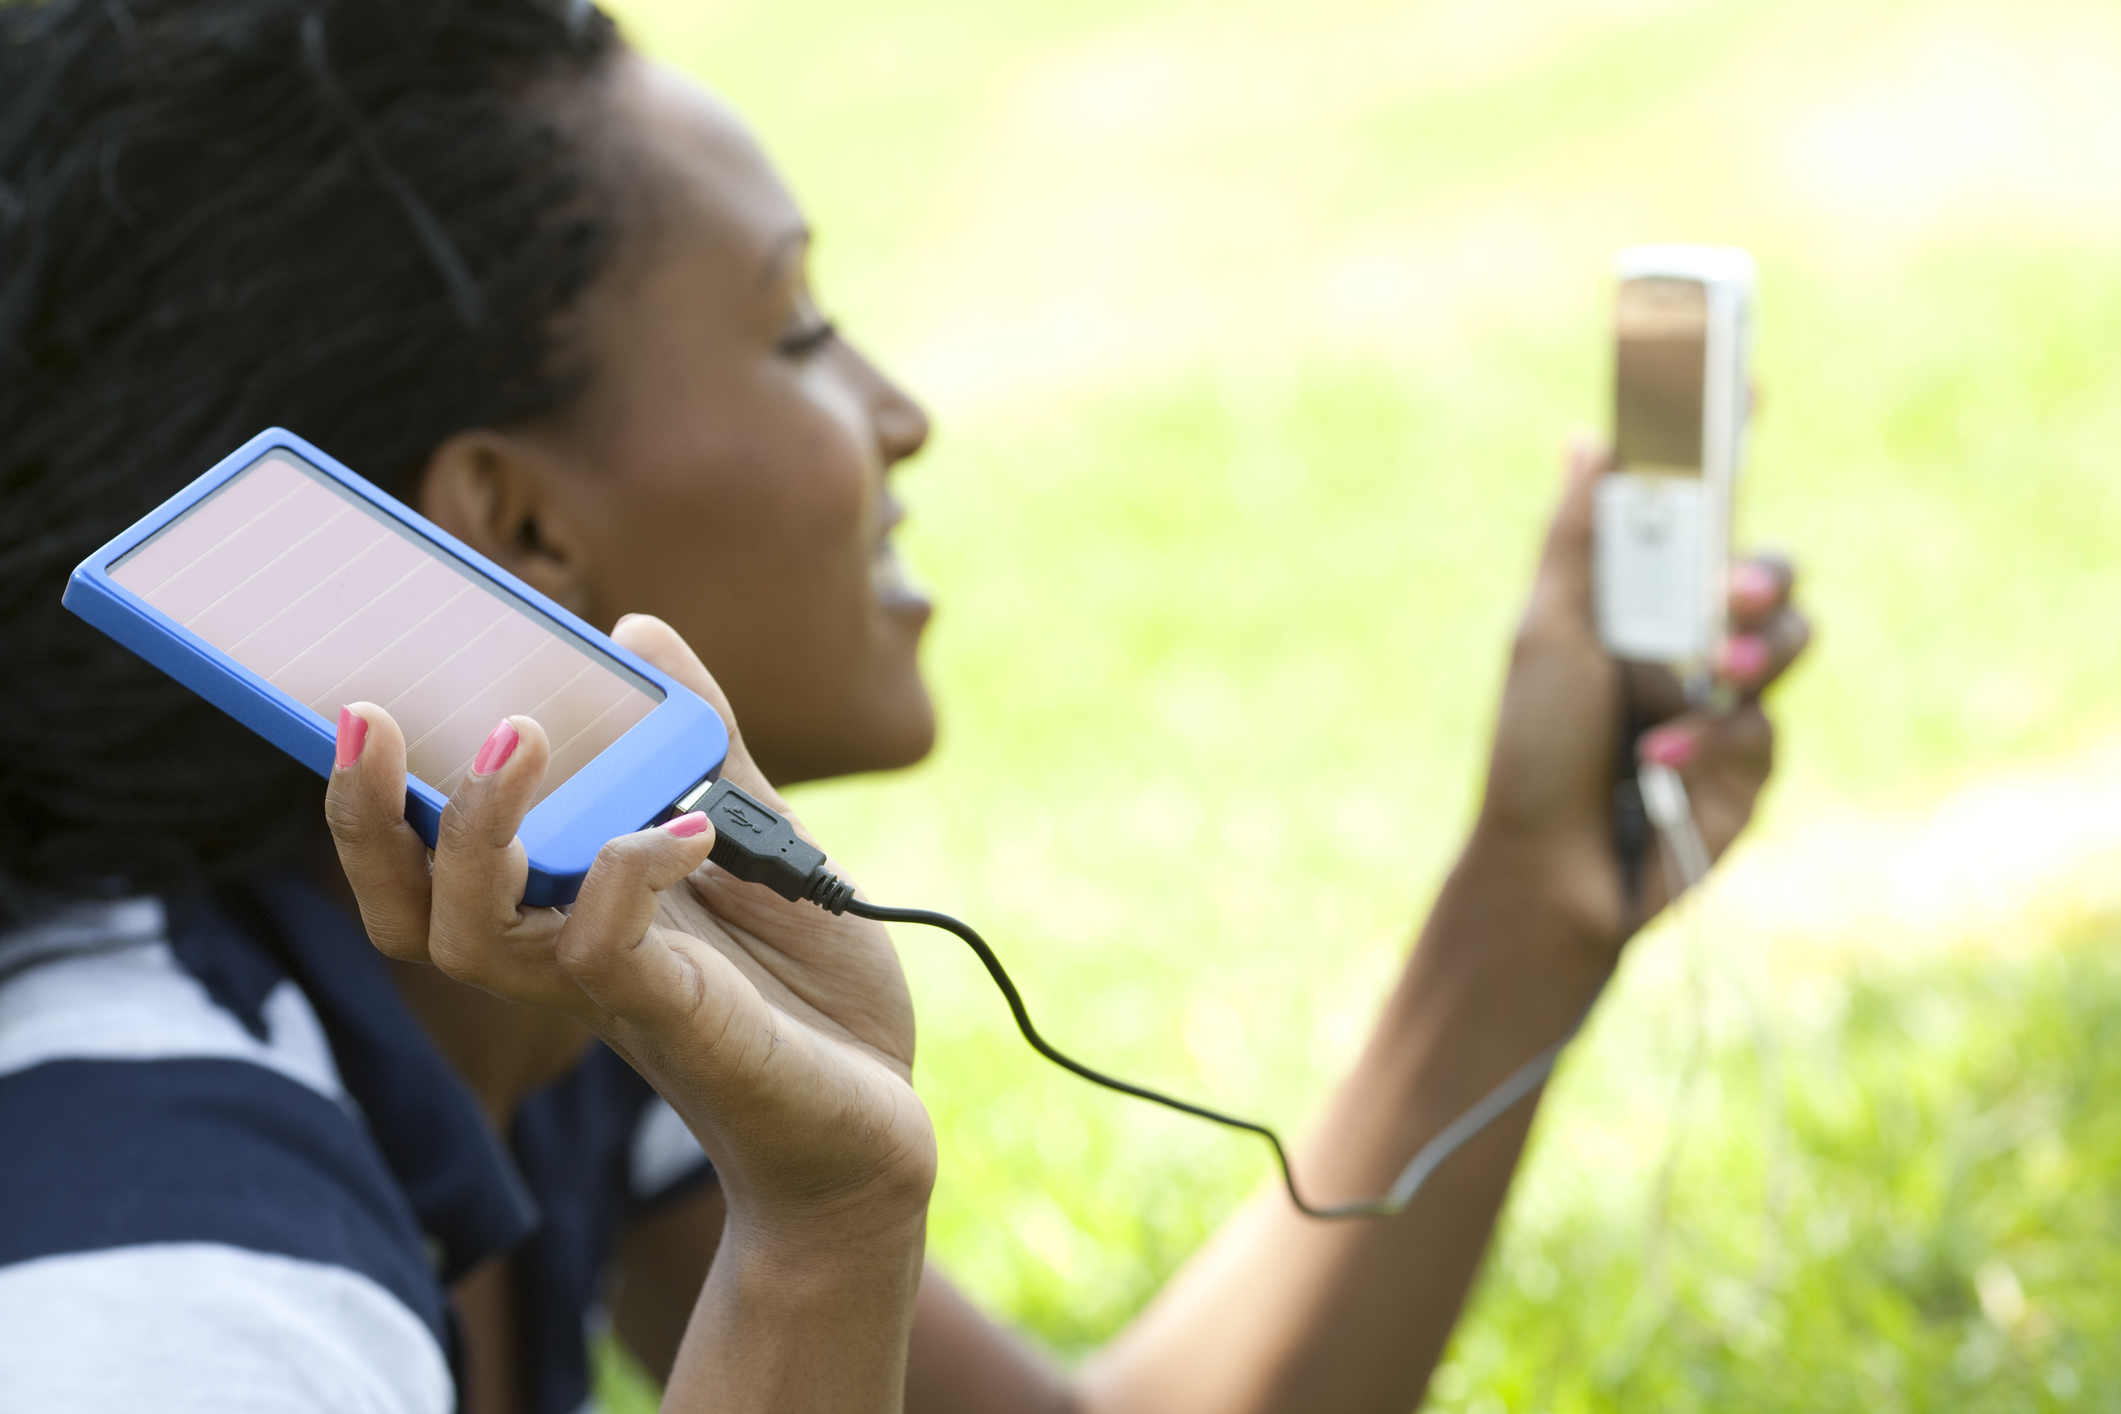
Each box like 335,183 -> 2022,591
599,918 -> 2121,1410
595,0 -> 2121,1405
1433,923 -> 2121,1412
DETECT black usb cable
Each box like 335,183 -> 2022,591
690,777 -> 1579,1221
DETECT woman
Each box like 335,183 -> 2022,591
0,2 -> 1807,1411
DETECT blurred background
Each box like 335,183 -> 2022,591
601,0 -> 2121,1406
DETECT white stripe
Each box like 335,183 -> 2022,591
0,1243 -> 450,1414
0,940 -> 343,1100
628,1096 -> 711,1201
0,897 -> 165,979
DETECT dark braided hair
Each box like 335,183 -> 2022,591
0,0 -> 630,922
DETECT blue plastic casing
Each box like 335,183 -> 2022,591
63,427 -> 729,906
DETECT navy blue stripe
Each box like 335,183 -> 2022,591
241,875 -> 540,1281
0,1057 -> 447,1342
513,1042 -> 659,1414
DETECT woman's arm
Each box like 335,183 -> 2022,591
906,441 -> 1801,1413
599,442 -> 1807,1413
613,1202 -> 1081,1412
326,620 -> 938,1414
1067,845 -> 1612,1413
612,852 -> 1611,1414
1072,444 -> 1804,1411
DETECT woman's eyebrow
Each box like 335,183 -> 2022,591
757,225 -> 812,291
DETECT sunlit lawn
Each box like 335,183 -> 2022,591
1427,925 -> 2121,1412
602,0 -> 2121,1405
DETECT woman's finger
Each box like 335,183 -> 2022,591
611,612 -> 800,815
1637,697 -> 1771,778
1689,703 -> 1773,858
1694,700 -> 1774,776
611,613 -> 736,727
1727,552 -> 1795,629
556,814 -> 725,1025
426,715 -> 552,983
321,703 -> 434,963
1712,605 -> 1811,697
1637,701 -> 1773,871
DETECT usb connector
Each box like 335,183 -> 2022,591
689,779 -> 857,914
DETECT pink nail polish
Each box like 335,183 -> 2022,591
1731,562 -> 1778,608
472,719 -> 520,777
1640,727 -> 1697,769
663,811 -> 710,839
334,707 -> 368,771
1721,634 -> 1770,681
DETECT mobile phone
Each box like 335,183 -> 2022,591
1594,244 -> 1755,672
63,428 -> 730,906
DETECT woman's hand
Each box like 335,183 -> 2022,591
1471,438 -> 1809,954
321,614 -> 934,1234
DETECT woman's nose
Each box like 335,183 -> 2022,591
840,334 -> 930,468
873,377 -> 930,469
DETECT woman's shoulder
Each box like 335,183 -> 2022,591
0,897 -> 344,1097
0,898 -> 453,1414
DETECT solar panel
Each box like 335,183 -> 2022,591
113,450 -> 659,800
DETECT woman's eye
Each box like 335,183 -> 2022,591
776,319 -> 838,359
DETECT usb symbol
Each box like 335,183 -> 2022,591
721,804 -> 765,835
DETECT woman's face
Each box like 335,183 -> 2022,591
424,57 -> 935,787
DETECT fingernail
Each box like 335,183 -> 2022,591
1730,562 -> 1779,609
1640,726 -> 1697,769
614,613 -> 640,630
663,811 -> 710,839
334,707 -> 368,771
472,719 -> 520,777
1719,633 -> 1771,682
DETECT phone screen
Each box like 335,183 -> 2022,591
1614,275 -> 1708,474
112,449 -> 660,800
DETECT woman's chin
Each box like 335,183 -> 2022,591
878,692 -> 939,772
754,681 -> 937,788
850,682 -> 939,779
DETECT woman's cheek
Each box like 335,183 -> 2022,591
782,409 -> 880,547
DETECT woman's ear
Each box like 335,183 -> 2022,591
417,431 -> 595,615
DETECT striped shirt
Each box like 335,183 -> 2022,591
0,876 -> 714,1413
